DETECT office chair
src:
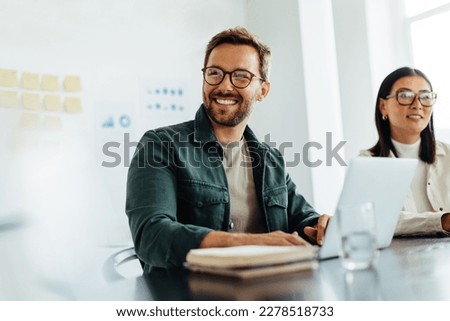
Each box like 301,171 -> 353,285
102,246 -> 144,282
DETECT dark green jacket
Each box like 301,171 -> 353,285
126,105 -> 319,271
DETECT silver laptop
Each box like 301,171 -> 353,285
319,157 -> 418,260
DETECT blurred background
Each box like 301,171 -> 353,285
1,0 -> 449,299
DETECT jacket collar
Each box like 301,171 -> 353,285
193,104 -> 267,150
436,141 -> 446,156
193,105 -> 217,143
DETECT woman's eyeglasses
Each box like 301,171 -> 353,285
385,89 -> 437,107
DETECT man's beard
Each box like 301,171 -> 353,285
202,91 -> 255,127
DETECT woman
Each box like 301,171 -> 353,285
361,67 -> 450,235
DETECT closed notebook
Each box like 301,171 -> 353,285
185,245 -> 318,279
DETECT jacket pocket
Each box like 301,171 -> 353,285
264,185 -> 288,208
177,179 -> 229,229
263,185 -> 288,230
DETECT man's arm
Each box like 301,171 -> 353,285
199,230 -> 310,248
284,172 -> 330,244
126,130 -> 212,268
441,213 -> 450,232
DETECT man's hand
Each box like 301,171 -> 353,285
441,213 -> 450,232
199,230 -> 310,248
303,214 -> 330,246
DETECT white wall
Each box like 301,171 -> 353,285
298,0 -> 345,214
332,0 -> 376,160
247,0 -> 314,203
365,0 -> 412,95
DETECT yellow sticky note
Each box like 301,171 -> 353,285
41,74 -> 59,92
21,73 -> 40,90
0,69 -> 17,87
22,93 -> 41,110
44,95 -> 61,111
43,115 -> 63,131
64,97 -> 82,112
0,90 -> 19,108
64,75 -> 81,92
19,112 -> 41,130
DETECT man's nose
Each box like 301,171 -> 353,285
217,73 -> 234,91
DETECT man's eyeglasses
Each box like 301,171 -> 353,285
202,67 -> 265,89
385,89 -> 437,107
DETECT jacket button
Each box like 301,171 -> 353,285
440,208 -> 443,211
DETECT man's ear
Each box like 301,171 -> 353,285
257,81 -> 270,102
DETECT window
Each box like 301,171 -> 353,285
405,0 -> 450,137
405,0 -> 450,16
405,0 -> 450,135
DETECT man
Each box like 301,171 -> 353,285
126,27 -> 329,271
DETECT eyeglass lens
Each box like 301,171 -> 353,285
397,90 -> 436,107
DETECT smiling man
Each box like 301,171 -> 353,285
126,27 -> 329,270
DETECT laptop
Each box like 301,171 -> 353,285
318,157 -> 418,260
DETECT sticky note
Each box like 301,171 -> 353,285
21,73 -> 40,90
44,95 -> 61,111
0,69 -> 17,87
41,74 -> 59,92
22,93 -> 41,110
43,115 -> 63,131
0,90 -> 19,108
19,112 -> 41,130
64,75 -> 81,92
64,97 -> 82,112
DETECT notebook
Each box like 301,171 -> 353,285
318,157 -> 418,260
185,245 -> 318,279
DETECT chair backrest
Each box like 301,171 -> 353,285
102,247 -> 143,282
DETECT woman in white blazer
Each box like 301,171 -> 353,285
361,67 -> 450,235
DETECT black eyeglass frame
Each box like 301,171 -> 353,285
201,67 -> 265,89
385,89 -> 437,107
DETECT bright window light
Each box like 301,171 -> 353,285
410,10 -> 450,130
405,0 -> 450,17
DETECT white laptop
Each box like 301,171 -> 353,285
318,157 -> 418,260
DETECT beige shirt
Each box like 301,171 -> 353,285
222,139 -> 266,233
360,140 -> 450,236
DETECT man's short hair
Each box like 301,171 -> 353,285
204,26 -> 272,81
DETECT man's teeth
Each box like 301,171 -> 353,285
216,99 -> 236,105
407,115 -> 423,119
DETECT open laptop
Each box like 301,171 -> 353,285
318,157 -> 418,260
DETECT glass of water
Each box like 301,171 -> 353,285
337,201 -> 378,270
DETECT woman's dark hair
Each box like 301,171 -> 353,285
369,66 -> 436,163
